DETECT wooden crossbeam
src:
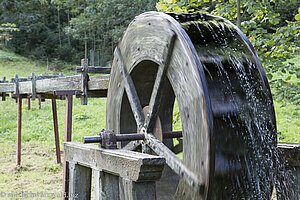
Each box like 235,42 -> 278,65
0,75 -> 109,94
76,66 -> 111,74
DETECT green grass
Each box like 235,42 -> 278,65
272,54 -> 300,143
0,50 -> 77,79
0,142 -> 63,199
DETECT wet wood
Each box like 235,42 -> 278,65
276,143 -> 300,200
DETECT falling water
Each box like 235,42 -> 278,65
169,13 -> 296,199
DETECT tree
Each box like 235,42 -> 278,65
0,23 -> 19,46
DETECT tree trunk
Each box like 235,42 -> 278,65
58,8 -> 62,46
237,0 -> 241,29
67,10 -> 71,46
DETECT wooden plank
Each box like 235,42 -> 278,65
76,66 -> 111,74
0,83 -> 14,93
64,142 -> 165,182
69,163 -> 92,200
96,171 -> 119,200
0,75 -> 109,94
119,178 -> 156,200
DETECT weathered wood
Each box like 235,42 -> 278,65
0,75 -> 109,94
76,66 -> 111,74
64,142 -> 165,182
145,133 -> 204,193
31,73 -> 37,100
115,47 -> 145,131
119,178 -> 156,200
96,170 -> 119,200
69,162 -> 92,200
143,31 -> 176,133
81,59 -> 89,105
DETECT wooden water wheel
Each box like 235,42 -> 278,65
106,12 -> 277,199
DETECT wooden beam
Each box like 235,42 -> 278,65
76,66 -> 111,74
0,75 -> 109,94
64,142 -> 165,182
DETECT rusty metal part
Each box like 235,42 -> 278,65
100,129 -> 117,149
17,95 -> 22,166
52,99 -> 61,164
83,130 -> 182,144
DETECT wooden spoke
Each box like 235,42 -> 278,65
144,32 -> 177,132
115,47 -> 145,130
122,140 -> 141,151
145,134 -> 204,193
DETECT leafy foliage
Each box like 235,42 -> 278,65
157,0 -> 300,106
0,23 -> 19,46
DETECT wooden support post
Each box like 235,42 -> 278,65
38,97 -> 41,109
57,90 -> 75,200
52,99 -> 61,164
94,170 -> 119,200
64,142 -> 165,200
119,178 -> 156,200
17,96 -> 22,166
69,163 -> 91,200
27,98 -> 30,110
81,59 -> 89,105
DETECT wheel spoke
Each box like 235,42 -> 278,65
144,31 -> 177,132
115,47 -> 145,130
145,134 -> 205,193
122,140 -> 141,151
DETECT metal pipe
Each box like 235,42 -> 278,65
83,131 -> 182,144
52,99 -> 61,164
17,96 -> 22,166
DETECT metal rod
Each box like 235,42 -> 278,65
52,99 -> 61,164
63,93 -> 73,199
17,96 -> 22,165
27,98 -> 30,110
83,131 -> 182,144
38,97 -> 41,109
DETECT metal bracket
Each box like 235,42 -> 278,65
100,129 -> 117,149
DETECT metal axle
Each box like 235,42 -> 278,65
83,130 -> 182,144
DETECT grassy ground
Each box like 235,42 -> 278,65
0,49 -> 298,198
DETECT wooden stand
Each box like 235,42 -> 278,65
64,142 -> 165,200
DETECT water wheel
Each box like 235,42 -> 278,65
106,12 -> 277,199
